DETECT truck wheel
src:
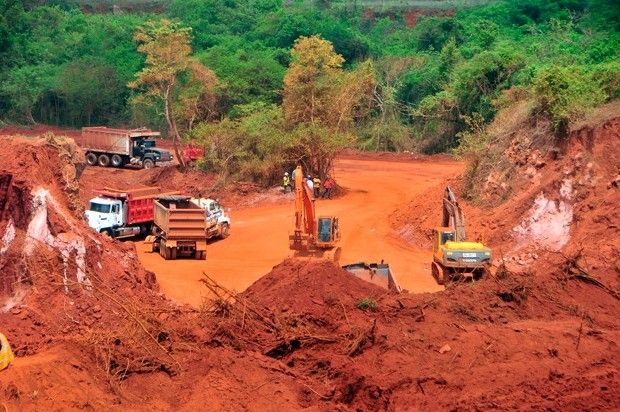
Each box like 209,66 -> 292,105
86,153 -> 98,166
220,223 -> 230,239
143,159 -> 154,169
111,154 -> 123,167
98,154 -> 111,167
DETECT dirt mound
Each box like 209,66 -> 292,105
0,136 -> 183,390
198,259 -> 620,410
243,259 -> 388,312
392,102 -> 620,284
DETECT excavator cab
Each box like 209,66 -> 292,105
316,216 -> 340,246
433,228 -> 455,250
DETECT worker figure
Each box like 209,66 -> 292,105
283,172 -> 291,193
306,175 -> 314,193
313,176 -> 321,198
291,167 -> 297,190
322,176 -> 335,199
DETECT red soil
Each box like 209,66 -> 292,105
0,112 -> 619,410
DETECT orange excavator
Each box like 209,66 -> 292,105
289,165 -> 341,261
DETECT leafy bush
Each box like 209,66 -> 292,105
532,65 -> 606,135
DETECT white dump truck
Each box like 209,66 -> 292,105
190,197 -> 231,239
85,188 -> 231,243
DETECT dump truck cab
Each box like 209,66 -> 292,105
133,138 -> 172,167
86,196 -> 124,234
190,198 -> 231,239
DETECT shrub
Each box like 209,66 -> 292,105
532,65 -> 606,135
355,297 -> 378,311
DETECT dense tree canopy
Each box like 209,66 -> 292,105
0,0 -> 618,165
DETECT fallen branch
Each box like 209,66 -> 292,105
347,319 -> 377,357
553,250 -> 619,300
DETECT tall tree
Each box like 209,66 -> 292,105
282,35 -> 374,178
283,35 -> 345,127
176,61 -> 219,132
129,19 -> 196,167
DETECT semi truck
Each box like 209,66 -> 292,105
81,127 -> 173,169
85,187 -> 177,238
148,196 -> 210,260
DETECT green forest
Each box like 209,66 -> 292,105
1,0 -> 619,180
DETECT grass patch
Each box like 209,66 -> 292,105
356,297 -> 378,311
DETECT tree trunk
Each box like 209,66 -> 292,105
164,85 -> 186,168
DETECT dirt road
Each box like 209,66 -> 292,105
135,156 -> 463,306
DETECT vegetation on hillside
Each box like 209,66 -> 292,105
0,0 -> 618,182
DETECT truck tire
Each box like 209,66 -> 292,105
98,154 -> 111,167
220,223 -> 230,239
86,152 -> 98,166
143,159 -> 154,169
195,250 -> 206,260
111,154 -> 123,168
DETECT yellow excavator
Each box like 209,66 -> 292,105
289,166 -> 341,261
432,186 -> 492,284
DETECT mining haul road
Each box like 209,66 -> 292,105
133,155 -> 463,307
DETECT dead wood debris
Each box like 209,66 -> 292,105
555,250 -> 619,300
347,319 -> 377,357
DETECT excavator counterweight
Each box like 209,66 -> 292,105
289,166 -> 341,261
432,186 -> 492,284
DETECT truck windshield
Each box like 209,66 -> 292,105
142,140 -> 155,148
90,202 -> 111,213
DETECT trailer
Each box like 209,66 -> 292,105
85,187 -> 177,238
148,196 -> 209,260
81,127 -> 173,169
342,262 -> 402,293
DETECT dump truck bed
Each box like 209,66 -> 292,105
93,187 -> 176,225
154,196 -> 208,240
81,127 -> 160,155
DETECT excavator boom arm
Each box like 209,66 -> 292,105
294,165 -> 316,238
442,186 -> 467,241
